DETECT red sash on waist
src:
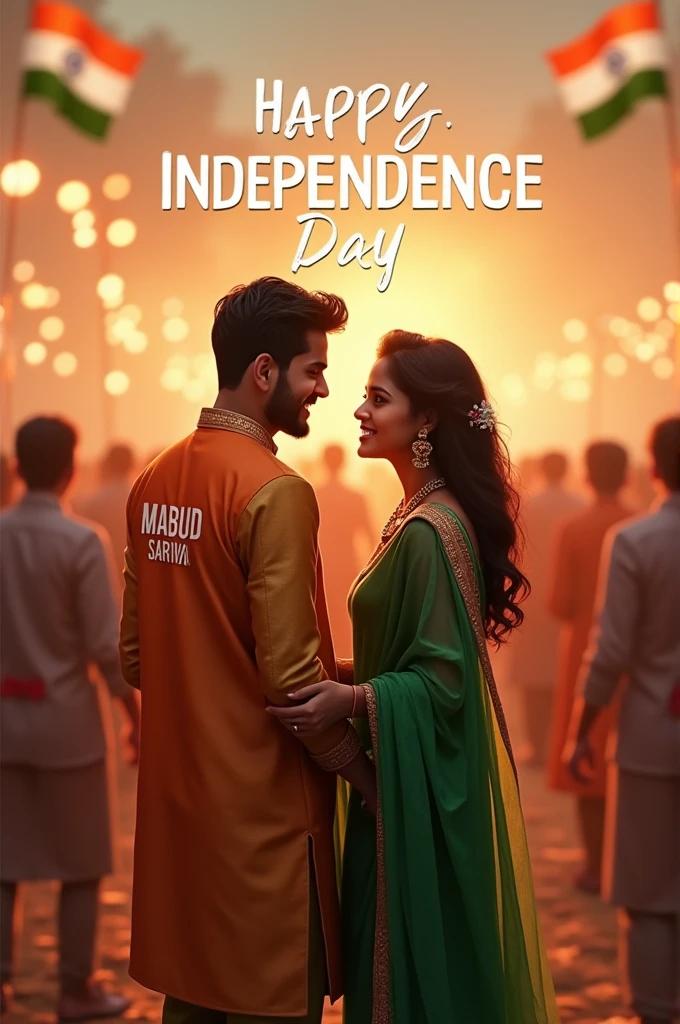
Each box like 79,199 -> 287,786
0,677 -> 46,700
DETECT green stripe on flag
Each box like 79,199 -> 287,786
578,68 -> 668,140
23,69 -> 112,139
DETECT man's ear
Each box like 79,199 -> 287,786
252,353 -> 277,392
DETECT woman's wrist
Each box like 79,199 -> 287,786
350,683 -> 368,718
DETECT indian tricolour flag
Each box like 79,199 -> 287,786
22,1 -> 144,139
546,1 -> 669,139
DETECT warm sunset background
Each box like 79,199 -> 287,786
1,0 -> 678,472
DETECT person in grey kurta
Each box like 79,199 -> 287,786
569,416 -> 680,1024
0,417 -> 140,1021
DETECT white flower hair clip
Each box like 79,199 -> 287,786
468,399 -> 496,432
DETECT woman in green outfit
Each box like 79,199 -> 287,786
268,331 -> 560,1024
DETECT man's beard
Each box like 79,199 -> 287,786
265,371 -> 313,438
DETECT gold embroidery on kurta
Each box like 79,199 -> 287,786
197,408 -> 278,455
363,683 -> 391,1024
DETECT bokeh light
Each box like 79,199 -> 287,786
501,373 -> 528,405
608,316 -> 629,338
97,274 -> 124,303
102,173 -> 131,200
13,260 -> 35,283
20,282 -> 48,309
104,370 -> 130,395
162,317 -> 190,343
122,331 -> 148,354
655,318 -> 675,341
564,352 -> 593,378
646,332 -> 668,354
44,287 -> 60,307
23,341 -> 47,365
53,352 -> 78,377
652,357 -> 675,380
603,352 -> 628,377
57,180 -> 91,213
39,316 -> 65,341
72,209 -> 95,230
167,354 -> 190,371
161,366 -> 188,391
119,304 -> 142,325
637,297 -> 662,322
1,160 -> 40,197
162,297 -> 184,317
106,218 -> 137,247
663,281 -> 680,303
183,379 -> 207,402
532,352 -> 558,391
562,319 -> 588,343
0,304 -> 5,324
667,303 -> 680,324
635,341 -> 655,363
559,378 -> 591,402
110,317 -> 136,342
73,227 -> 97,248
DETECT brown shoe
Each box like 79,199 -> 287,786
58,979 -> 131,1022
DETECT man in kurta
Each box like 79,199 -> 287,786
547,441 -> 631,893
1,417 -> 140,1020
569,417 -> 680,1024
120,277 -> 376,1024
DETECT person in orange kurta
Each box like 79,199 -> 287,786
547,441 -> 631,893
119,278 -> 376,1024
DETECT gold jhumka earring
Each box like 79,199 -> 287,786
411,427 -> 432,469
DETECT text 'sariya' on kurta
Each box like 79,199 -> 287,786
141,502 -> 202,565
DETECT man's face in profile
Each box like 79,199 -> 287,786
265,331 -> 330,438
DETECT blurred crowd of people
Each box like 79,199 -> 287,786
0,415 -> 678,1022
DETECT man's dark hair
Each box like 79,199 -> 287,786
540,451 -> 569,485
15,416 -> 78,490
650,416 -> 680,491
585,441 -> 628,495
102,443 -> 135,479
211,276 -> 348,389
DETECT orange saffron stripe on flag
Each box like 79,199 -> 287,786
546,1 -> 659,77
31,1 -> 144,77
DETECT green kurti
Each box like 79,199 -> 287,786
341,504 -> 559,1024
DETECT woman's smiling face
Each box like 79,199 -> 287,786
354,357 -> 424,460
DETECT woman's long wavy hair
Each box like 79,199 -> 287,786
378,330 -> 529,645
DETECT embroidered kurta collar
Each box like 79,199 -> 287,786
197,407 -> 278,455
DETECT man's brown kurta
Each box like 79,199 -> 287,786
120,409 -> 358,1014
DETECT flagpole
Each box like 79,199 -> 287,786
0,2 -> 34,455
655,0 -> 680,376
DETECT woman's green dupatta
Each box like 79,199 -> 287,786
340,505 -> 559,1024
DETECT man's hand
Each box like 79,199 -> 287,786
566,736 -> 595,784
266,680 -> 354,736
119,691 -> 140,766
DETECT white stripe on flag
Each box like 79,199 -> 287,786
23,30 -> 134,115
555,30 -> 668,116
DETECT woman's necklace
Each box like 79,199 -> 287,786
381,477 -> 447,544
